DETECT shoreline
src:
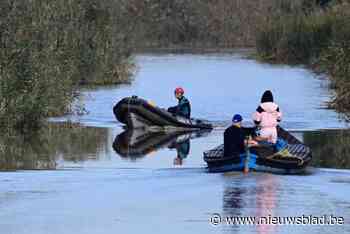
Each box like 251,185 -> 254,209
134,47 -> 255,55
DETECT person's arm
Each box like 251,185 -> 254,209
252,106 -> 263,125
254,135 -> 269,142
167,106 -> 177,114
276,107 -> 282,122
244,136 -> 259,147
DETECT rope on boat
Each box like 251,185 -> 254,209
266,147 -> 304,165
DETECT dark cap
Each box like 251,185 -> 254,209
232,114 -> 243,123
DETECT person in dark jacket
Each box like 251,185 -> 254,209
167,87 -> 191,118
224,114 -> 258,158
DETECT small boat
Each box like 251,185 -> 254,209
113,128 -> 211,159
203,127 -> 312,174
113,96 -> 212,130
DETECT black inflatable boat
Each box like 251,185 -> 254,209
203,127 -> 312,174
113,96 -> 212,130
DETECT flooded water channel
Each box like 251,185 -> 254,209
1,53 -> 349,234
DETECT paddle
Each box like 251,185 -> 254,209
243,136 -> 251,174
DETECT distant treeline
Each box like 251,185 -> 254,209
0,1 -> 138,131
129,0 -> 320,48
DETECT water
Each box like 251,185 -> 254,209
1,53 -> 350,234
53,53 -> 347,130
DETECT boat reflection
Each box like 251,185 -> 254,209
113,129 -> 211,164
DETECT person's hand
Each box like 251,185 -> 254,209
254,136 -> 269,142
247,139 -> 258,147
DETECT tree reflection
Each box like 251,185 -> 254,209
0,123 -> 109,171
304,130 -> 350,169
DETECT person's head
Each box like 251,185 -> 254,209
174,87 -> 184,99
232,114 -> 243,127
261,90 -> 274,103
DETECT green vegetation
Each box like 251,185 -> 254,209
1,0 -> 349,132
255,0 -> 350,115
0,1 -> 137,131
129,0 -> 311,49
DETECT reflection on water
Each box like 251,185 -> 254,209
304,130 -> 350,169
223,174 -> 279,234
1,124 -> 350,171
1,126 -> 350,234
0,123 -> 109,171
0,131 -> 56,171
113,129 -> 211,166
172,137 -> 190,166
221,172 -> 350,234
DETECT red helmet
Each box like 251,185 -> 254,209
175,87 -> 184,95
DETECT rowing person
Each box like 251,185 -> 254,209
224,114 -> 257,158
167,87 -> 191,119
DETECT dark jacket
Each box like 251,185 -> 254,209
168,96 -> 191,118
224,125 -> 246,157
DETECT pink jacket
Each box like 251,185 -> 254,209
252,102 -> 282,128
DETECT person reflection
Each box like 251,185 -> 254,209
222,181 -> 246,233
223,175 -> 278,234
172,139 -> 190,166
223,185 -> 245,215
256,175 -> 277,234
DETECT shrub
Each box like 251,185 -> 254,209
0,1 -> 136,131
256,1 -> 350,116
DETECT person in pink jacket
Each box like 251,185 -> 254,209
252,90 -> 282,144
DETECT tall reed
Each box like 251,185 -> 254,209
256,1 -> 350,115
0,1 -> 136,131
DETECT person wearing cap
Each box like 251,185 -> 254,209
224,114 -> 254,158
167,87 -> 191,119
252,90 -> 282,144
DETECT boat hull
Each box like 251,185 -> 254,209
204,127 -> 312,174
113,96 -> 212,130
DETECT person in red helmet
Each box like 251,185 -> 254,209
167,87 -> 191,118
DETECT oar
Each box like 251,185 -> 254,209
243,136 -> 251,174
